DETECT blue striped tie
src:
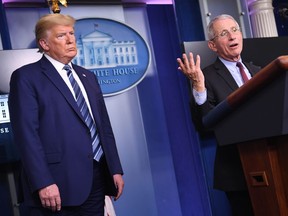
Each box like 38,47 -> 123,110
63,65 -> 103,161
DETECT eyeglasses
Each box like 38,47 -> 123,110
211,26 -> 241,41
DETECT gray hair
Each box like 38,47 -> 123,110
35,14 -> 76,53
207,14 -> 240,41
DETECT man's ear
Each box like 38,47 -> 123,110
208,40 -> 217,52
39,39 -> 49,51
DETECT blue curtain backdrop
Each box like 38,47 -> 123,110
146,4 -> 211,216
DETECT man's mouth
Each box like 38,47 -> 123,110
230,43 -> 238,48
67,47 -> 76,51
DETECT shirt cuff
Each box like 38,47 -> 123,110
193,88 -> 207,105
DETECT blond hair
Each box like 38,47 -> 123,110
35,14 -> 76,52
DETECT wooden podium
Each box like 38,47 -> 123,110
203,56 -> 288,215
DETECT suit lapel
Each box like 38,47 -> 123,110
213,58 -> 239,91
213,58 -> 259,91
39,56 -> 84,122
244,62 -> 259,77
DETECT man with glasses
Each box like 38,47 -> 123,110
177,14 -> 260,216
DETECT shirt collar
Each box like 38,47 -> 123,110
218,56 -> 243,67
44,54 -> 72,72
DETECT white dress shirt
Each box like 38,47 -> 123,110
44,54 -> 94,117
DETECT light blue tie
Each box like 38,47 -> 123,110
63,65 -> 103,161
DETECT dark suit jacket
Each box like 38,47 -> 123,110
193,57 -> 260,191
8,55 -> 123,206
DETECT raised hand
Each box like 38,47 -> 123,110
177,52 -> 205,92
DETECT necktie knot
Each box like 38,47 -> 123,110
63,64 -> 72,74
236,61 -> 243,69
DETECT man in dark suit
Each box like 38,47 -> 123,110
177,14 -> 260,216
8,14 -> 124,216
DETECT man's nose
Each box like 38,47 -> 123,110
227,31 -> 236,39
66,34 -> 74,42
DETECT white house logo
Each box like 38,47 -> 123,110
73,18 -> 150,96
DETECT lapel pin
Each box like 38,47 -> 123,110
82,74 -> 86,77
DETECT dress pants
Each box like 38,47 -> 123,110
29,160 -> 105,216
